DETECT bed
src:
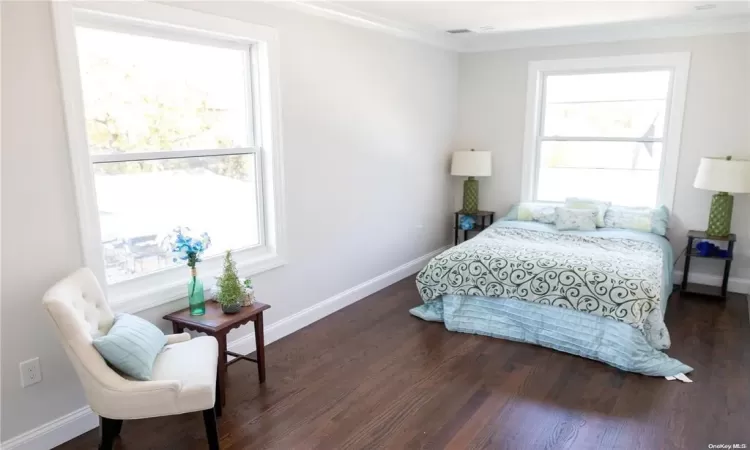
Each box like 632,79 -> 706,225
410,220 -> 692,377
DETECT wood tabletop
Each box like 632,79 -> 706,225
688,230 -> 736,241
455,210 -> 494,216
163,301 -> 270,333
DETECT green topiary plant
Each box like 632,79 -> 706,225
217,250 -> 243,310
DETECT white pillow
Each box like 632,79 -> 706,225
564,198 -> 610,227
555,207 -> 597,231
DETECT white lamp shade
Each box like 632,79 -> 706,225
693,157 -> 750,193
451,151 -> 492,177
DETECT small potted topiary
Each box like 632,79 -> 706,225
240,277 -> 255,306
216,250 -> 243,314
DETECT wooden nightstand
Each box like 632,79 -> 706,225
453,210 -> 494,245
680,230 -> 735,299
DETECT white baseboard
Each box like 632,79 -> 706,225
228,246 -> 448,357
0,247 -> 446,450
673,269 -> 750,294
0,406 -> 97,450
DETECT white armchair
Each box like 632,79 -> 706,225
43,268 -> 221,450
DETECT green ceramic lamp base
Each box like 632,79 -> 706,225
705,192 -> 733,237
462,177 -> 479,213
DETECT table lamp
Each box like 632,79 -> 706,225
693,156 -> 750,237
451,149 -> 491,213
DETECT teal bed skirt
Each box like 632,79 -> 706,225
410,295 -> 692,377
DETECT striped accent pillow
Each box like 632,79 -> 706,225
93,313 -> 167,380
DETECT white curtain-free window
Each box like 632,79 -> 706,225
77,25 -> 262,284
53,3 -> 286,312
522,54 -> 691,209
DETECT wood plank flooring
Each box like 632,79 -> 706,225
57,277 -> 750,450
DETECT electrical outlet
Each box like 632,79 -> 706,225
20,358 -> 42,387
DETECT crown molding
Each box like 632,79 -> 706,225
459,13 -> 750,52
277,1 -> 461,51
276,2 -> 750,53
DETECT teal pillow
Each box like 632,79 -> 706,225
93,313 -> 167,381
503,203 -> 518,220
504,204 -> 519,220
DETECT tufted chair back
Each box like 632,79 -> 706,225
42,268 -> 129,414
44,268 -> 114,336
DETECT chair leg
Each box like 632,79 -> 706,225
202,408 -> 220,450
214,395 -> 222,418
99,417 -> 123,450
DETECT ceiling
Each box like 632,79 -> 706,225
293,1 -> 750,51
329,1 -> 749,34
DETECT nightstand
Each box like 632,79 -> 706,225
164,301 -> 269,410
680,230 -> 735,299
453,210 -> 494,245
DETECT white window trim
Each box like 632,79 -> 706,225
52,2 -> 287,313
521,52 -> 691,210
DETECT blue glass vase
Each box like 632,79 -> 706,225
188,268 -> 205,316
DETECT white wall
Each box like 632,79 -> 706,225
0,1 -> 458,442
2,2 -> 748,445
456,32 -> 750,278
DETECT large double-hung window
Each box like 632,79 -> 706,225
522,53 -> 690,208
53,3 -> 286,311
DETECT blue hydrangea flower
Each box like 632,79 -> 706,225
169,226 -> 211,267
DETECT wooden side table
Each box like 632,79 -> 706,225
454,210 -> 495,245
681,230 -> 735,299
163,302 -> 270,413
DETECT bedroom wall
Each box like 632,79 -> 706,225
456,32 -> 750,283
0,0 -> 458,443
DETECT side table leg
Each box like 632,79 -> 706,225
721,260 -> 732,299
254,312 -> 266,384
216,333 -> 227,407
722,240 -> 735,299
454,214 -> 459,245
172,323 -> 183,334
681,254 -> 691,290
681,237 -> 693,291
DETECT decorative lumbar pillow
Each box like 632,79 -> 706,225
603,205 -> 669,236
93,313 -> 167,381
555,207 -> 598,231
514,202 -> 558,224
564,198 -> 611,227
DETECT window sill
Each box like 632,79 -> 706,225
109,251 -> 286,314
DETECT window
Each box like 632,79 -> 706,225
521,54 -> 690,208
54,3 -> 286,311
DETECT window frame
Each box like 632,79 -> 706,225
521,53 -> 691,209
53,2 -> 287,313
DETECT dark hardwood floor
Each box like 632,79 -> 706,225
57,277 -> 750,450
